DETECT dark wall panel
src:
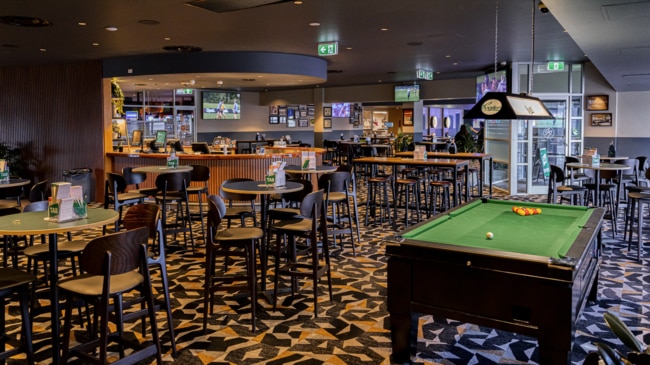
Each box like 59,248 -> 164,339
0,61 -> 105,201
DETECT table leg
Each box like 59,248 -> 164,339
452,167 -> 459,207
260,195 -> 268,292
48,233 -> 60,365
489,157 -> 493,197
392,166 -> 398,230
464,164 -> 469,202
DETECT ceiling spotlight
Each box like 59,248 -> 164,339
538,1 -> 549,13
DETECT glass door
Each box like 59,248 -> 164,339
529,97 -> 568,194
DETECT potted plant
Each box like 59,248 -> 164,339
393,128 -> 413,152
111,78 -> 125,117
584,311 -> 650,365
0,142 -> 23,177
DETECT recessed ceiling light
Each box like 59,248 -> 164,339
380,27 -> 389,31
346,47 -> 352,50
105,26 -> 118,31
92,42 -> 99,46
137,19 -> 160,25
453,62 -> 458,66
445,55 -> 451,58
39,48 -> 46,52
309,22 -> 320,27
78,22 -> 87,26
294,0 -> 303,4
164,37 -> 171,41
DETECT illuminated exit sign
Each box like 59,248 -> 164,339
547,61 -> 565,71
317,42 -> 338,56
416,69 -> 434,80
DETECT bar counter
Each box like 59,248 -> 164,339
107,148 -> 324,201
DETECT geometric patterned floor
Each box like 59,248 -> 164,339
3,187 -> 650,364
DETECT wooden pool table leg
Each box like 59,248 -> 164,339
387,257 -> 415,363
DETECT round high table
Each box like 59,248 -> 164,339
0,179 -> 30,209
283,165 -> 337,191
0,208 -> 119,364
565,162 -> 630,206
221,180 -> 303,292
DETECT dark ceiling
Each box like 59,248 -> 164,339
0,0 -> 639,92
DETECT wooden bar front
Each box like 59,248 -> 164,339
106,149 -> 324,203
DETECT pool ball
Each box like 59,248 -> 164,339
486,232 -> 494,239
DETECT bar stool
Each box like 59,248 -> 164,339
0,268 -> 35,365
626,191 -> 650,260
395,178 -> 420,227
365,175 -> 392,226
186,164 -> 210,239
428,180 -> 452,216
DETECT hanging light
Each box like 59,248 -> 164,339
465,0 -> 553,120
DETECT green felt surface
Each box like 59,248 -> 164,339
400,199 -> 593,258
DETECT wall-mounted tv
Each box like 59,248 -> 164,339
395,85 -> 420,102
202,91 -> 241,120
476,69 -> 508,101
332,102 -> 350,118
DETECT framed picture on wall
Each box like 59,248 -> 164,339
402,109 -> 414,126
299,118 -> 309,127
323,106 -> 332,117
323,118 -> 332,128
279,107 -> 287,117
287,119 -> 296,128
279,116 -> 287,124
269,116 -> 279,124
586,95 -> 609,111
590,113 -> 612,126
269,105 -> 279,115
307,105 -> 315,116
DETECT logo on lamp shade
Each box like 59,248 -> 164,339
481,99 -> 502,115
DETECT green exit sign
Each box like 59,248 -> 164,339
317,42 -> 338,56
416,69 -> 433,80
547,61 -> 565,71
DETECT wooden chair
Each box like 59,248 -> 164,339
270,190 -> 332,316
104,172 -> 146,231
0,268 -> 36,365
155,172 -> 194,251
219,178 -> 257,228
58,227 -> 163,365
119,203 -> 177,355
203,195 -> 263,332
547,165 -> 587,206
186,164 -> 210,239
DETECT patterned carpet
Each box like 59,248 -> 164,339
3,185 -> 650,365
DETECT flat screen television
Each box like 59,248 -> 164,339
476,69 -> 508,101
202,90 -> 241,120
395,84 -> 420,102
332,103 -> 350,118
125,111 -> 138,121
130,129 -> 143,147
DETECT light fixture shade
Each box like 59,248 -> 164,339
464,92 -> 554,120
429,116 -> 438,128
443,117 -> 451,128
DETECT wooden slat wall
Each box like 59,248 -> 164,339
0,61 -> 105,201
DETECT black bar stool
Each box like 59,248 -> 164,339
0,268 -> 36,365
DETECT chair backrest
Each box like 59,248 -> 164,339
299,189 -> 324,222
207,194 -> 227,231
220,178 -> 256,202
617,159 -> 639,180
550,165 -> 566,184
636,156 -> 648,172
155,172 -> 190,193
335,165 -> 356,191
28,180 -> 48,202
122,203 -> 163,250
80,227 -> 149,277
122,167 -> 147,187
106,172 -> 128,194
23,200 -> 49,212
189,165 -> 210,182
318,171 -> 349,193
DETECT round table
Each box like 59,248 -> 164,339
0,178 -> 30,188
132,165 -> 193,173
566,162 -> 630,206
0,208 -> 118,365
221,180 -> 303,292
284,165 -> 337,191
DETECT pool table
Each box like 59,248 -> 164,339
387,198 -> 604,365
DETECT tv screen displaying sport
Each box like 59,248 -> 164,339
395,85 -> 420,102
332,103 -> 350,118
476,70 -> 508,101
202,91 -> 241,120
